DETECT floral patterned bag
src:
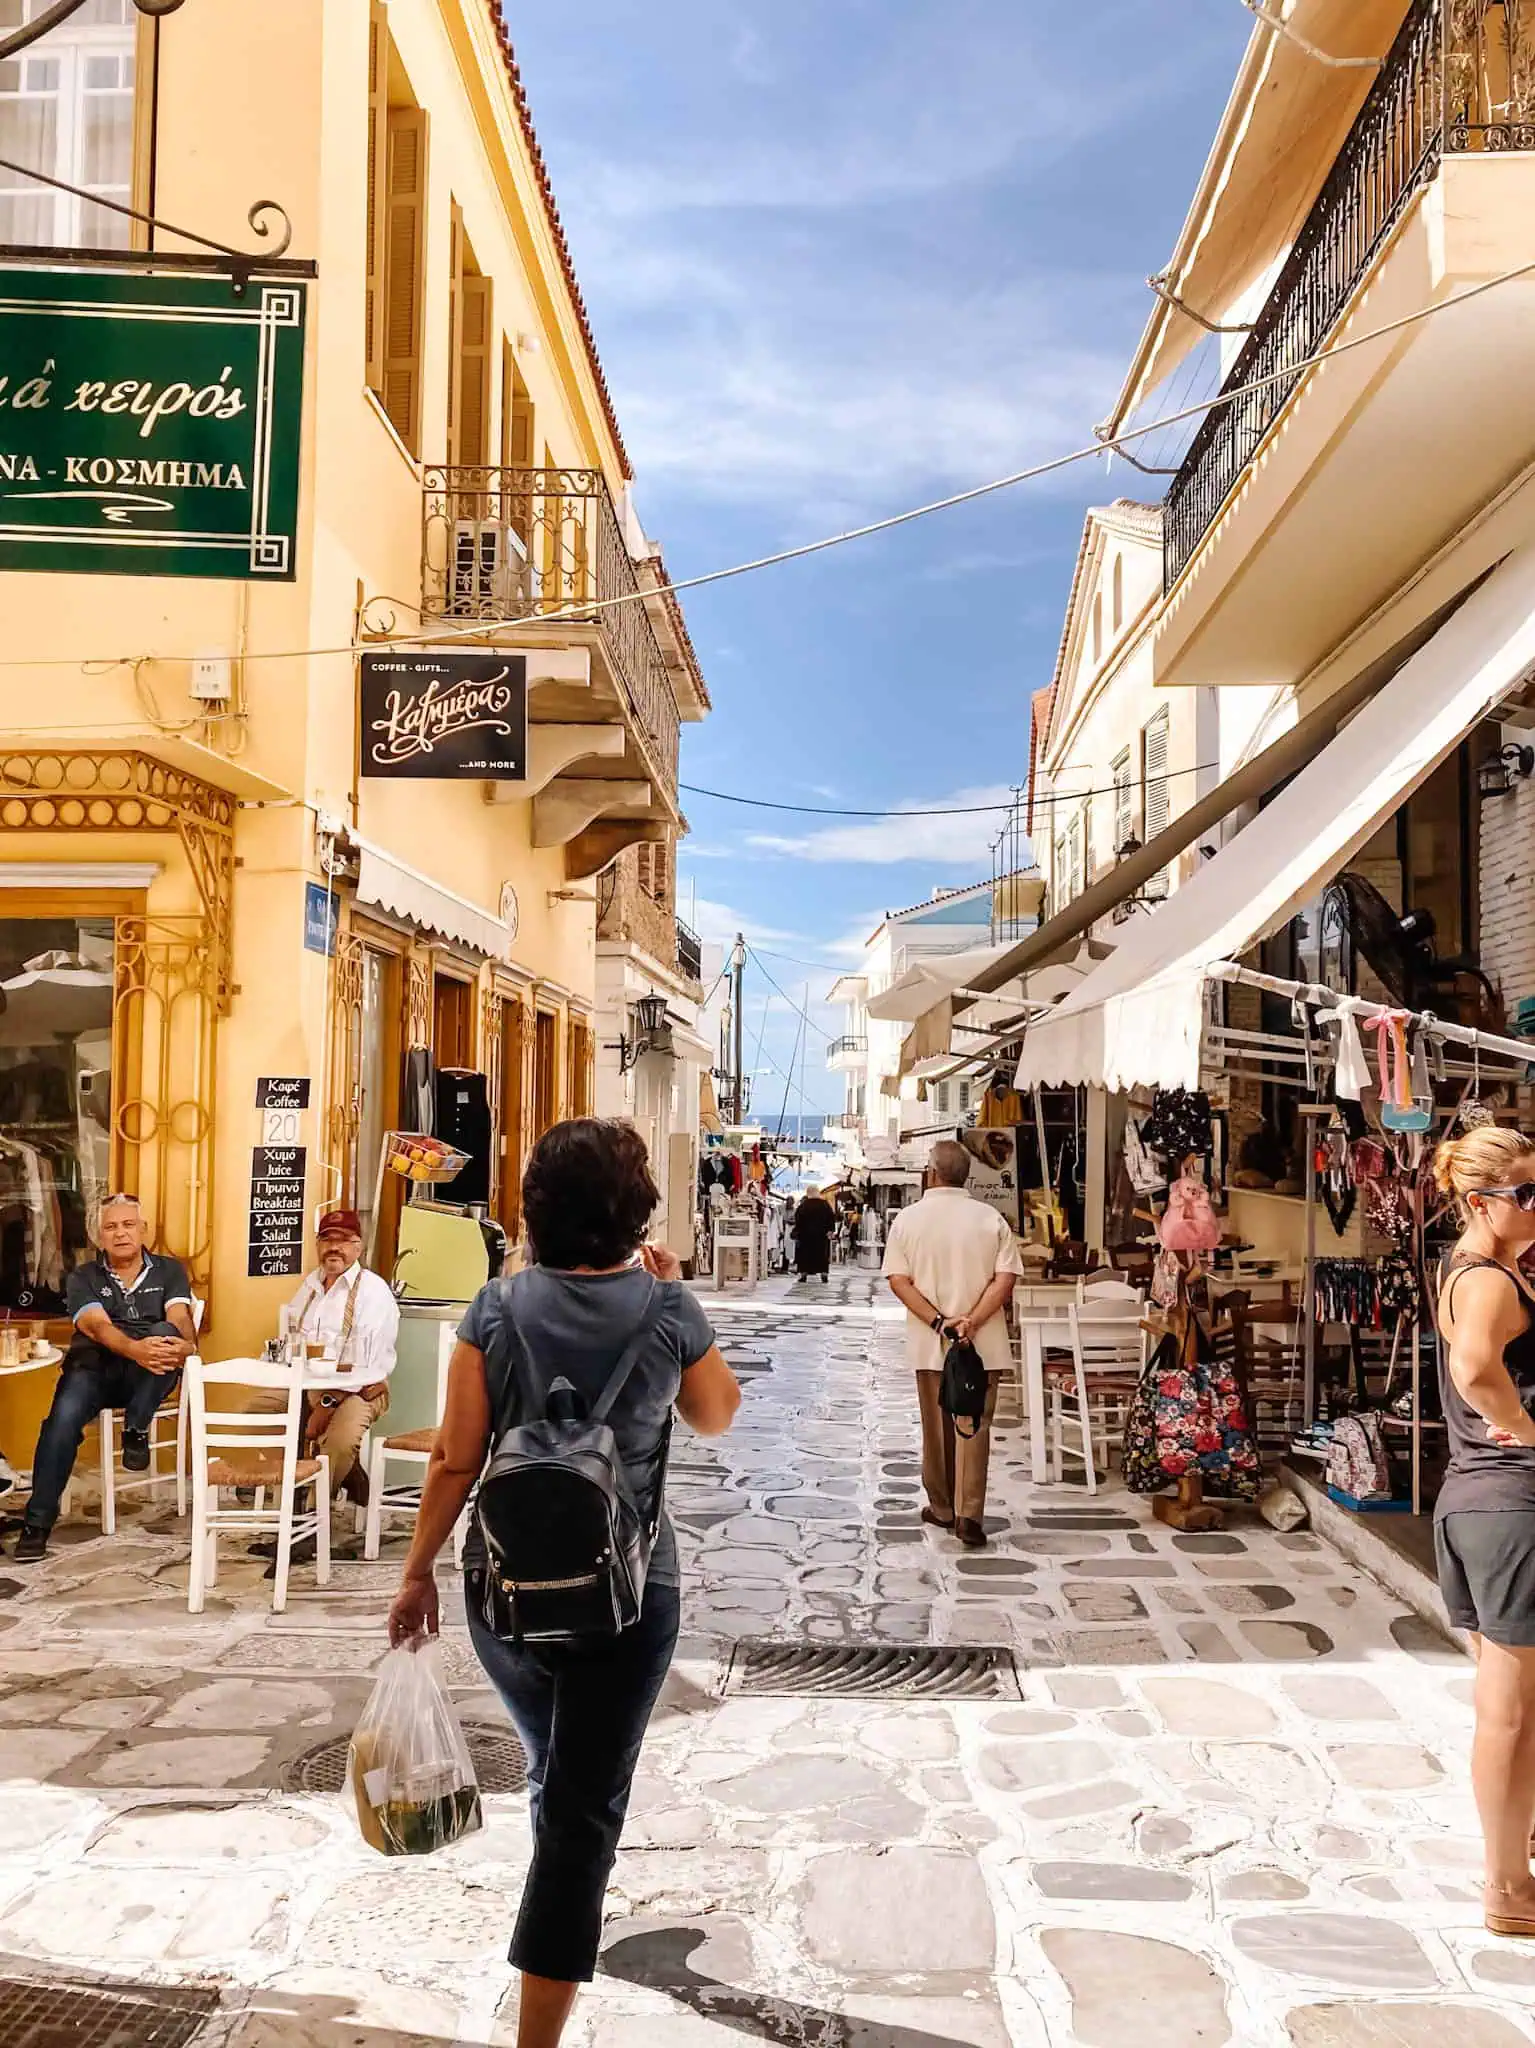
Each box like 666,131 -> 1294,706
1123,1320 -> 1261,1501
1123,1332 -> 1179,1494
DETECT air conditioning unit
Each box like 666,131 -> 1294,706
448,521 -> 533,616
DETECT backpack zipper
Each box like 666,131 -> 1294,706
497,1571 -> 605,1592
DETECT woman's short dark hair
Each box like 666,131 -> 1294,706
522,1118 -> 659,1270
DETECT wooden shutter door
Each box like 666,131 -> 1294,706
365,3 -> 390,391
446,201 -> 463,467
460,274 -> 492,469
383,106 -> 428,452
1143,710 -> 1170,840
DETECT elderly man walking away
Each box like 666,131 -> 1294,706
882,1139 -> 1023,1549
10,1192 -> 196,1562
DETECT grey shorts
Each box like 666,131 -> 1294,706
1436,1509 -> 1535,1645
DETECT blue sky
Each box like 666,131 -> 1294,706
507,0 -> 1251,1114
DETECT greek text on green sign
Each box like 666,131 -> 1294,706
0,264 -> 306,580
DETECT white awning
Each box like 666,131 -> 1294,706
354,840 -> 511,961
1015,544 -> 1535,1093
866,947 -> 1018,1025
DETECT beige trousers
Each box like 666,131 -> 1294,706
916,1370 -> 1001,1525
248,1388 -> 388,1488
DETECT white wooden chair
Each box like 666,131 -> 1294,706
1046,1303 -> 1147,1495
186,1357 -> 330,1614
95,1299 -> 205,1533
1008,1282 -> 1078,1422
1078,1275 -> 1144,1307
363,1323 -> 466,1565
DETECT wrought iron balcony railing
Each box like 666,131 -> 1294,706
423,466 -> 680,799
1165,0 -> 1535,589
826,1035 -> 868,1066
676,917 -> 702,984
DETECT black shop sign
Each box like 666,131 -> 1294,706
360,651 -> 527,780
248,1142 -> 307,1279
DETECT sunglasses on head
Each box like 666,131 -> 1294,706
1475,1183 -> 1535,1212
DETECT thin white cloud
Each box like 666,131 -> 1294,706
749,786 -> 1017,867
683,890 -> 801,947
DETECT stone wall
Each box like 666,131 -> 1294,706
1478,745 -> 1535,1030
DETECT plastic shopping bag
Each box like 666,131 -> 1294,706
347,1639 -> 483,1857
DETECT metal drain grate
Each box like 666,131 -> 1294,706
0,1975 -> 220,2048
726,1641 -> 1022,1701
279,1721 -> 527,1795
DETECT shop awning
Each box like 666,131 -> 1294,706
354,839 -> 511,961
867,944 -> 1037,1025
1014,543 -> 1535,1094
898,948 -> 1107,1080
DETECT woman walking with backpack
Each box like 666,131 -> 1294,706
387,1119 -> 741,2047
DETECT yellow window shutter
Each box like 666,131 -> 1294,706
446,201 -> 463,466
365,3 -> 390,391
383,105 -> 428,454
460,274 -> 492,469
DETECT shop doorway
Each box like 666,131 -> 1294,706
498,998 -> 526,1240
433,973 -> 473,1071
533,1009 -> 557,1140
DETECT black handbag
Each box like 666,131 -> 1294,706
939,1334 -> 989,1439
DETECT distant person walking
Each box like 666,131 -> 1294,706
791,1188 -> 836,1283
388,1119 -> 740,2048
882,1140 -> 1022,1549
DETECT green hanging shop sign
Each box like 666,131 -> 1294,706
0,264 -> 307,580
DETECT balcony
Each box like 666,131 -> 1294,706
823,1112 -> 864,1140
1155,0 -> 1535,692
422,467 -> 681,827
826,1034 -> 868,1071
676,917 -> 702,984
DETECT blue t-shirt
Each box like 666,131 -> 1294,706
457,1265 -> 716,1587
65,1252 -> 193,1346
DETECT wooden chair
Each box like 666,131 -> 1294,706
1228,1295 -> 1306,1455
1079,1275 -> 1144,1307
95,1298 -> 204,1533
186,1357 -> 330,1614
363,1323 -> 467,1565
1045,1303 -> 1147,1494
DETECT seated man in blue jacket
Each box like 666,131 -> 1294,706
10,1192 -> 195,1562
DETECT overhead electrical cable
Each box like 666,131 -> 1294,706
682,760 -> 1220,817
746,945 -> 834,1040
4,255 -> 1535,673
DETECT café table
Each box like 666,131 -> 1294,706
0,1343 -> 63,1508
1011,1297 -> 1077,1485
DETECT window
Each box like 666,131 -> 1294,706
1112,554 -> 1124,633
957,1079 -> 973,1116
1082,795 -> 1093,887
532,1009 -> 557,1138
432,974 -> 472,1070
1112,750 -> 1133,852
447,203 -> 492,468
933,1080 -> 950,1117
500,341 -> 535,544
636,840 -> 672,912
1054,832 -> 1069,907
366,3 -> 428,453
1142,708 -> 1170,841
1067,815 -> 1083,902
1091,592 -> 1103,666
0,0 -> 136,249
1142,708 -> 1171,900
0,915 -> 114,1313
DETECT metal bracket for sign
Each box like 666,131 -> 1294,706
0,154 -> 293,295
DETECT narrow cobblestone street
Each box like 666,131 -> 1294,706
1,1280 -> 1531,2044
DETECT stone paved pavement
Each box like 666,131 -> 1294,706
0,1272 -> 1530,2044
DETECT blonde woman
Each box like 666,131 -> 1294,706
1435,1126 -> 1535,1936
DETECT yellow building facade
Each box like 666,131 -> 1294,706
0,0 -> 706,1461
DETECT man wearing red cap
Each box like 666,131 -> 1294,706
276,1209 -> 399,1511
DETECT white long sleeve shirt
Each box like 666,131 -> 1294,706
284,1262 -> 400,1389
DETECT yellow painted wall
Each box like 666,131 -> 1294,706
0,0 -> 642,1453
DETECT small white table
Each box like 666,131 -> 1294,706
1013,1308 -> 1075,1485
0,1345 -> 64,1507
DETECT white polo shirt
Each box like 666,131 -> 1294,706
882,1186 -> 1024,1375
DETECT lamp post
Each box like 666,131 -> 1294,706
1,0 -> 185,63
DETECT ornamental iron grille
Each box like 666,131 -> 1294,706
0,749 -> 232,1293
421,465 -> 680,802
1165,0 -> 1535,589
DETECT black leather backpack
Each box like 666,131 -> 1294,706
472,1281 -> 669,1645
